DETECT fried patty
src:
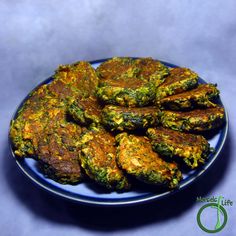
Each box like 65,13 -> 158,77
96,76 -> 155,107
156,67 -> 199,101
116,133 -> 182,188
96,57 -> 169,107
159,84 -> 219,110
79,127 -> 131,190
96,57 -> 137,81
68,96 -> 103,125
160,106 -> 225,132
10,62 -> 98,157
52,61 -> 99,99
147,127 -> 210,168
10,85 -> 64,157
37,122 -> 84,184
134,57 -> 169,86
102,105 -> 160,131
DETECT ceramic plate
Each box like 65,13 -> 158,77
9,59 -> 228,206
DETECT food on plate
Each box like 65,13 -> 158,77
51,61 -> 99,99
79,127 -> 131,190
10,57 -> 225,192
10,85 -> 65,157
102,105 -> 160,131
68,96 -> 103,125
147,127 -> 210,168
158,84 -> 219,110
10,62 -> 98,158
156,67 -> 199,101
116,133 -> 182,188
96,57 -> 136,81
96,75 -> 156,107
160,106 -> 225,132
37,122 -> 84,184
134,57 -> 169,86
96,57 -> 169,107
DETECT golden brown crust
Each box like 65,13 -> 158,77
147,127 -> 210,168
37,123 -> 84,184
68,96 -> 103,125
156,68 -> 199,100
159,84 -> 219,110
79,127 -> 131,190
116,133 -> 182,188
160,106 -> 225,132
102,105 -> 160,131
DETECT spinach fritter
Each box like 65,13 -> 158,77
96,57 -> 136,81
96,57 -> 169,107
134,57 -> 169,86
96,75 -> 156,107
51,61 -> 99,99
68,96 -> 103,125
159,84 -> 219,110
147,127 -> 210,168
10,85 -> 64,157
79,127 -> 131,191
37,122 -> 85,184
116,133 -> 182,188
10,62 -> 99,157
160,106 -> 225,132
156,67 -> 199,101
102,105 -> 160,131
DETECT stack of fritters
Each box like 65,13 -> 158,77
10,57 -> 225,191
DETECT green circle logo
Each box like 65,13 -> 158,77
197,203 -> 228,233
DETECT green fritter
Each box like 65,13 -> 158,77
96,76 -> 156,107
10,61 -> 99,157
134,57 -> 169,86
159,84 -> 220,110
147,127 -> 210,168
116,133 -> 182,188
102,105 -> 160,131
52,61 -> 99,99
156,67 -> 199,101
160,106 -> 225,132
96,57 -> 136,81
47,79 -> 79,102
10,85 -> 65,157
79,127 -> 131,191
37,122 -> 84,184
68,96 -> 103,125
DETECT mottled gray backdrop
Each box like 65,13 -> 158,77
0,1 -> 235,236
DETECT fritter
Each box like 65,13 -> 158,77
68,96 -> 103,125
10,61 -> 99,157
79,127 -> 131,190
51,61 -> 99,100
160,106 -> 225,132
10,85 -> 65,157
156,67 -> 199,101
96,76 -> 155,107
102,105 -> 160,131
96,57 -> 170,107
96,57 -> 136,81
47,79 -> 79,102
37,122 -> 84,184
134,57 -> 169,86
159,84 -> 219,110
116,133 -> 182,188
147,127 -> 210,168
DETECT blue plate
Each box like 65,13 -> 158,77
9,59 -> 228,206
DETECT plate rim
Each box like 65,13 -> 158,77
9,58 -> 229,206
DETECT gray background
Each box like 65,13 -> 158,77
0,1 -> 235,235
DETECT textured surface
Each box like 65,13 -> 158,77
1,1 -> 236,236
